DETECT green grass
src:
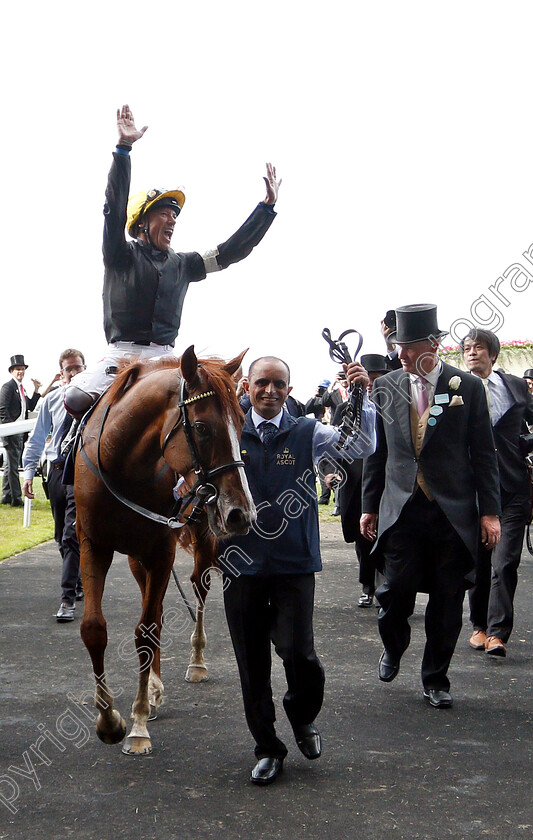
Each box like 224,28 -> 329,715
0,477 -> 55,561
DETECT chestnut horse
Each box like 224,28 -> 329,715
74,346 -> 254,756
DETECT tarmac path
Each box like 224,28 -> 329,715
0,522 -> 531,840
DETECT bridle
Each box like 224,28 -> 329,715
80,375 -> 245,530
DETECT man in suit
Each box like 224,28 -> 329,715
219,355 -> 376,785
461,329 -> 533,657
0,355 -> 41,507
360,304 -> 501,708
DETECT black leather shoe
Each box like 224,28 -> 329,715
293,723 -> 322,760
250,757 -> 284,785
424,689 -> 453,709
75,583 -> 84,601
11,500 -> 24,507
378,650 -> 400,682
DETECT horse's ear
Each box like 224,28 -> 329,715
180,345 -> 199,384
222,349 -> 248,377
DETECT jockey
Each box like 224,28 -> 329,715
65,104 -> 281,419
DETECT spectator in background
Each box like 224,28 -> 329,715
523,368 -> 533,396
0,355 -> 42,507
305,380 -> 331,503
23,349 -> 87,622
462,330 -> 533,657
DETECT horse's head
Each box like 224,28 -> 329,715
163,346 -> 256,538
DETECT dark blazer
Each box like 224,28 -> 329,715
220,412 -> 321,575
491,371 -> 533,498
362,361 -> 501,564
0,379 -> 40,424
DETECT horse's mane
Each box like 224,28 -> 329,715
105,355 -> 243,425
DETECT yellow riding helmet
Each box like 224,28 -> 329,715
127,188 -> 186,237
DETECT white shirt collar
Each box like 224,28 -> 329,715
408,360 -> 442,387
251,407 -> 284,429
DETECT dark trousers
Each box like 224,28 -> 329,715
47,468 -> 80,604
223,572 -> 325,759
376,491 -> 469,691
355,536 -> 378,595
1,434 -> 23,504
469,489 -> 529,642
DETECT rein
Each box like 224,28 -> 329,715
79,376 -> 245,530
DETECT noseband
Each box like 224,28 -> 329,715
80,375 -> 245,529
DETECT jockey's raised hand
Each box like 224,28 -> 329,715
263,162 -> 282,205
117,104 -> 148,146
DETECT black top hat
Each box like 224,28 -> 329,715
389,304 -> 448,344
360,353 -> 390,373
523,369 -> 533,379
8,354 -> 28,372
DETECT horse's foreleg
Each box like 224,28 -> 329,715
185,532 -> 216,682
122,552 -> 173,756
79,536 -> 127,746
128,556 -> 165,722
186,601 -> 209,682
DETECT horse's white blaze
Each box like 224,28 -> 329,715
227,415 -> 255,514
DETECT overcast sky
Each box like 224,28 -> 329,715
3,1 -> 533,400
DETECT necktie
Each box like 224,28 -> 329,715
258,421 -> 277,446
481,377 -> 493,421
20,384 -> 26,399
58,412 -> 75,460
416,376 -> 429,416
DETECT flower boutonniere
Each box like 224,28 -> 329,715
448,375 -> 461,391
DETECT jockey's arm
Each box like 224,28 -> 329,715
201,164 -> 280,275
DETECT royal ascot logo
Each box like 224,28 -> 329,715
277,446 -> 296,466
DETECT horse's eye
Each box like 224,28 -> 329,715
193,421 -> 209,437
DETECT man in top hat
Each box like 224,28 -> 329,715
523,368 -> 533,396
65,104 -> 281,419
359,304 -> 501,708
461,329 -> 533,657
0,356 -> 42,506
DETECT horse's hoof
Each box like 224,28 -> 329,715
122,736 -> 153,756
147,704 -> 158,722
185,665 -> 209,683
96,710 -> 127,745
